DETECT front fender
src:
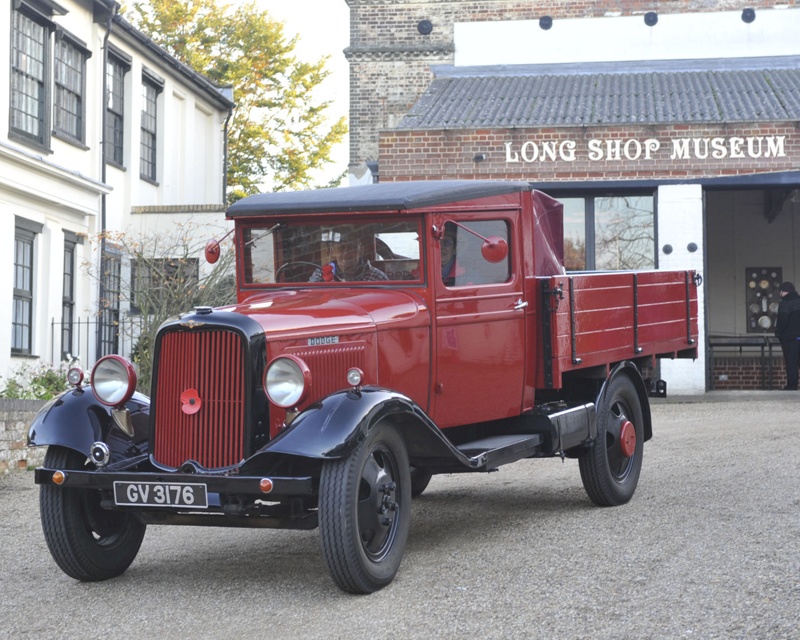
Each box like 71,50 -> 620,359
246,387 -> 455,466
28,387 -> 150,459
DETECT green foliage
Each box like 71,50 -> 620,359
127,0 -> 347,201
0,361 -> 71,400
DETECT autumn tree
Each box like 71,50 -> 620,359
127,0 -> 347,201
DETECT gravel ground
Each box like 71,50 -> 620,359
1,395 -> 798,639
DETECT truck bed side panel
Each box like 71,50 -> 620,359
538,271 -> 699,388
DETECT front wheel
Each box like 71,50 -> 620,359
39,446 -> 146,581
318,423 -> 411,593
579,374 -> 645,507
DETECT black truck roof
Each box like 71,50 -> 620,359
226,180 -> 533,217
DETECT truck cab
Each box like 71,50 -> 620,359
30,181 -> 698,594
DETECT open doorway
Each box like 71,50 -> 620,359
705,188 -> 800,389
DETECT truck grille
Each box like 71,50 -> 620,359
287,343 -> 366,407
152,329 -> 246,469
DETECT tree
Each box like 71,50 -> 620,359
86,223 -> 237,391
127,0 -> 347,201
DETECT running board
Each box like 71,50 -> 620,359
456,434 -> 543,470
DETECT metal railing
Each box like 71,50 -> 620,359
49,316 -> 142,370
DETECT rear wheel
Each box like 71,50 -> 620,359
579,375 -> 644,506
319,423 -> 411,593
40,446 -> 146,581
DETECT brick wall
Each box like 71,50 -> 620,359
377,123 -> 800,182
711,356 -> 787,390
0,399 -> 46,474
347,0 -> 800,170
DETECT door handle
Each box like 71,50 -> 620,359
514,299 -> 528,311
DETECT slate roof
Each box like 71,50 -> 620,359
397,57 -> 800,129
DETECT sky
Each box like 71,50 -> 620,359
256,1 -> 351,184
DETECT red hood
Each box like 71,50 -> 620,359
217,289 -> 429,336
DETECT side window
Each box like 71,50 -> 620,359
442,220 -> 510,287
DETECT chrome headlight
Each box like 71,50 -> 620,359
92,355 -> 138,407
264,355 -> 311,408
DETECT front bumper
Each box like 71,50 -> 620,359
35,467 -> 314,497
35,467 -> 318,530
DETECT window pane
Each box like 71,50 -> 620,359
140,81 -> 158,179
11,11 -> 47,143
594,196 -> 655,270
12,232 -> 34,353
447,220 -> 510,286
62,243 -> 76,357
106,58 -> 125,164
55,38 -> 84,140
561,198 -> 586,271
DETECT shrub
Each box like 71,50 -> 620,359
0,361 -> 71,400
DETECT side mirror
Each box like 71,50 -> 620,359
205,238 -> 221,264
481,237 -> 508,263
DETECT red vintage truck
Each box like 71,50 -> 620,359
29,181 -> 699,593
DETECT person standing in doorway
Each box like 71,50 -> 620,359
775,281 -> 800,390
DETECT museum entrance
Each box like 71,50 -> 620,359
705,188 -> 800,389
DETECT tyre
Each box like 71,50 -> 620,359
319,423 -> 411,593
410,466 -> 433,498
579,374 -> 645,507
39,446 -> 146,581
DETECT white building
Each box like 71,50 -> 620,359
0,0 -> 234,382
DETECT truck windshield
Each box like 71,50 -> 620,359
242,218 -> 422,285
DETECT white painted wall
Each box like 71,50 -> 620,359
656,184 -> 706,394
455,8 -> 800,67
0,0 -> 231,382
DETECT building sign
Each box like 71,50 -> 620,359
505,136 -> 786,163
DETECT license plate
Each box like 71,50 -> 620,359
113,481 -> 208,509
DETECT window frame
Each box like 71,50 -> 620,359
99,248 -> 122,356
140,71 -> 163,182
61,231 -> 81,360
550,190 -> 658,272
13,217 -> 43,355
9,5 -> 53,150
105,49 -> 130,168
53,28 -> 90,146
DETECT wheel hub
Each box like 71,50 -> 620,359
619,420 -> 636,458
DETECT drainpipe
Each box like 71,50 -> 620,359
97,1 -> 118,361
223,105 -> 232,205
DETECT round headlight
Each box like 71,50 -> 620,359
264,356 -> 311,409
92,355 -> 137,407
67,367 -> 85,387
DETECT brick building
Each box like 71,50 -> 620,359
345,0 -> 800,393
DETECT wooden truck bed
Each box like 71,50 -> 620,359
537,270 -> 700,388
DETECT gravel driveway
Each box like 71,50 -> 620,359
1,394 -> 798,639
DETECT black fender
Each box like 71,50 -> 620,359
27,387 -> 151,460
596,361 -> 653,442
243,387 -> 457,469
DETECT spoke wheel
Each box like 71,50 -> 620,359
40,446 -> 146,581
319,423 -> 411,593
579,375 -> 645,506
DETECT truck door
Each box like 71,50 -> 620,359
431,213 -> 527,428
